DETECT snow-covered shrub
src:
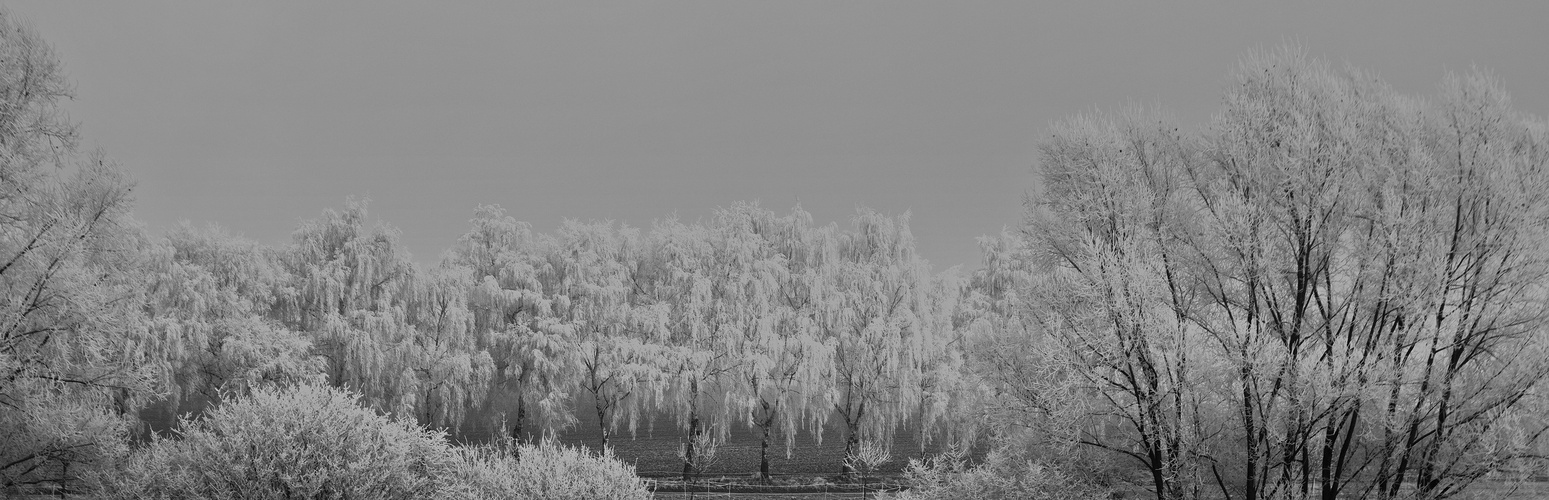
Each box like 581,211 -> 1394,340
897,446 -> 1113,500
88,384 -> 455,499
446,438 -> 651,500
90,384 -> 654,500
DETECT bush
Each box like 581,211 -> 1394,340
89,384 -> 652,500
447,439 -> 651,500
898,446 -> 1114,500
89,384 -> 455,499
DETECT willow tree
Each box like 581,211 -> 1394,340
958,230 -> 1048,437
447,205 -> 576,442
549,219 -> 661,448
631,218 -> 736,481
0,10 -> 159,490
909,266 -> 975,459
282,200 -> 492,427
144,223 -> 320,416
717,203 -> 836,480
402,264 -> 492,430
824,208 -> 931,475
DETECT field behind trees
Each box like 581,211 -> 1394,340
3,6 -> 1549,500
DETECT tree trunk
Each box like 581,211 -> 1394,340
760,423 -> 772,483
596,400 -> 611,449
1148,446 -> 1167,500
509,396 -> 527,461
1241,361 -> 1259,500
683,413 -> 700,483
840,401 -> 865,477
841,429 -> 859,477
424,387 -> 435,426
511,395 -> 527,443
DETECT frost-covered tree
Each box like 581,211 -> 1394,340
549,219 -> 661,449
282,200 -> 492,429
717,203 -> 836,480
957,228 -> 1107,472
447,205 -> 575,442
281,199 -> 417,407
1030,107 -> 1214,500
908,267 -> 975,459
144,223 -> 320,416
982,47 -> 1549,500
824,208 -> 933,475
402,264 -> 493,430
639,217 -> 738,481
0,10 -> 160,491
1191,50 -> 1549,499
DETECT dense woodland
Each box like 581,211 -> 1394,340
3,9 -> 1549,500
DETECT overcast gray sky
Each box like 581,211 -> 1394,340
6,1 -> 1547,269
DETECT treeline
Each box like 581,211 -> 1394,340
146,199 -> 978,483
0,7 -> 986,489
4,6 -> 1549,499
